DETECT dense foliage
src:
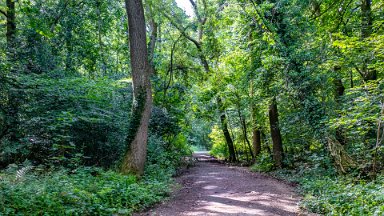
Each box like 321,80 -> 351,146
0,0 -> 383,215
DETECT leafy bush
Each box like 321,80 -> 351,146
146,133 -> 192,178
250,153 -> 274,172
300,176 -> 384,215
209,125 -> 228,159
264,158 -> 383,216
0,166 -> 171,215
0,75 -> 131,168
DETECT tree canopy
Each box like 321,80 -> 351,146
0,0 -> 383,215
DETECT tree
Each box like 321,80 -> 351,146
269,97 -> 283,168
121,0 -> 153,175
161,0 -> 237,162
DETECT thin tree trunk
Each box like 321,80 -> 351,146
242,117 -> 254,160
236,103 -> 254,160
5,0 -> 18,142
269,97 -> 283,168
121,0 -> 152,176
252,128 -> 261,157
96,0 -> 106,75
333,68 -> 347,145
250,82 -> 261,157
6,0 -> 16,48
361,0 -> 376,81
147,15 -> 157,69
217,97 -> 237,162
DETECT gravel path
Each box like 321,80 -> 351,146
136,152 -> 302,216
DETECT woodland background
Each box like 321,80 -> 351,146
0,0 -> 384,215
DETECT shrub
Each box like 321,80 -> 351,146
250,153 -> 274,172
300,175 -> 384,215
0,166 -> 171,215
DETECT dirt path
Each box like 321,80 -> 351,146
136,152 -> 301,216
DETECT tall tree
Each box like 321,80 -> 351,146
121,0 -> 153,175
269,97 -> 283,168
161,1 -> 237,161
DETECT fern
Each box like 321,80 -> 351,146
15,166 -> 34,180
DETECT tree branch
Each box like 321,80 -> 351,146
354,65 -> 365,80
161,8 -> 210,72
0,9 -> 7,17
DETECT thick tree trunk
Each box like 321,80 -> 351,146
269,97 -> 283,168
121,0 -> 152,176
217,97 -> 237,162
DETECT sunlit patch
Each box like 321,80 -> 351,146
203,185 -> 219,190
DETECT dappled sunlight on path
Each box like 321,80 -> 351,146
136,152 -> 301,216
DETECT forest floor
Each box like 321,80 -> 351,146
135,152 -> 305,216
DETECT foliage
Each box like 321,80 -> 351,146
0,165 -> 171,215
1,75 -> 131,168
250,153 -> 274,172
301,175 -> 384,215
1,0 -> 384,214
270,166 -> 384,216
208,125 -> 228,159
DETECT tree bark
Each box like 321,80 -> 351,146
269,97 -> 283,168
252,128 -> 261,157
121,0 -> 152,176
6,0 -> 16,48
217,97 -> 237,162
250,82 -> 261,157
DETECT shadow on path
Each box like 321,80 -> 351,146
135,152 -> 301,216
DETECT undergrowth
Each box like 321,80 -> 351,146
0,165 -> 172,215
251,155 -> 384,216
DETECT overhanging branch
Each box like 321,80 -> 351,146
0,9 -> 7,17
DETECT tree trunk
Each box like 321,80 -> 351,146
250,83 -> 261,157
333,68 -> 347,145
269,97 -> 283,168
6,0 -> 16,48
361,0 -> 372,39
147,16 -> 157,68
361,0 -> 376,81
217,97 -> 237,162
121,0 -> 152,176
252,128 -> 261,157
5,0 -> 18,142
237,105 -> 254,160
